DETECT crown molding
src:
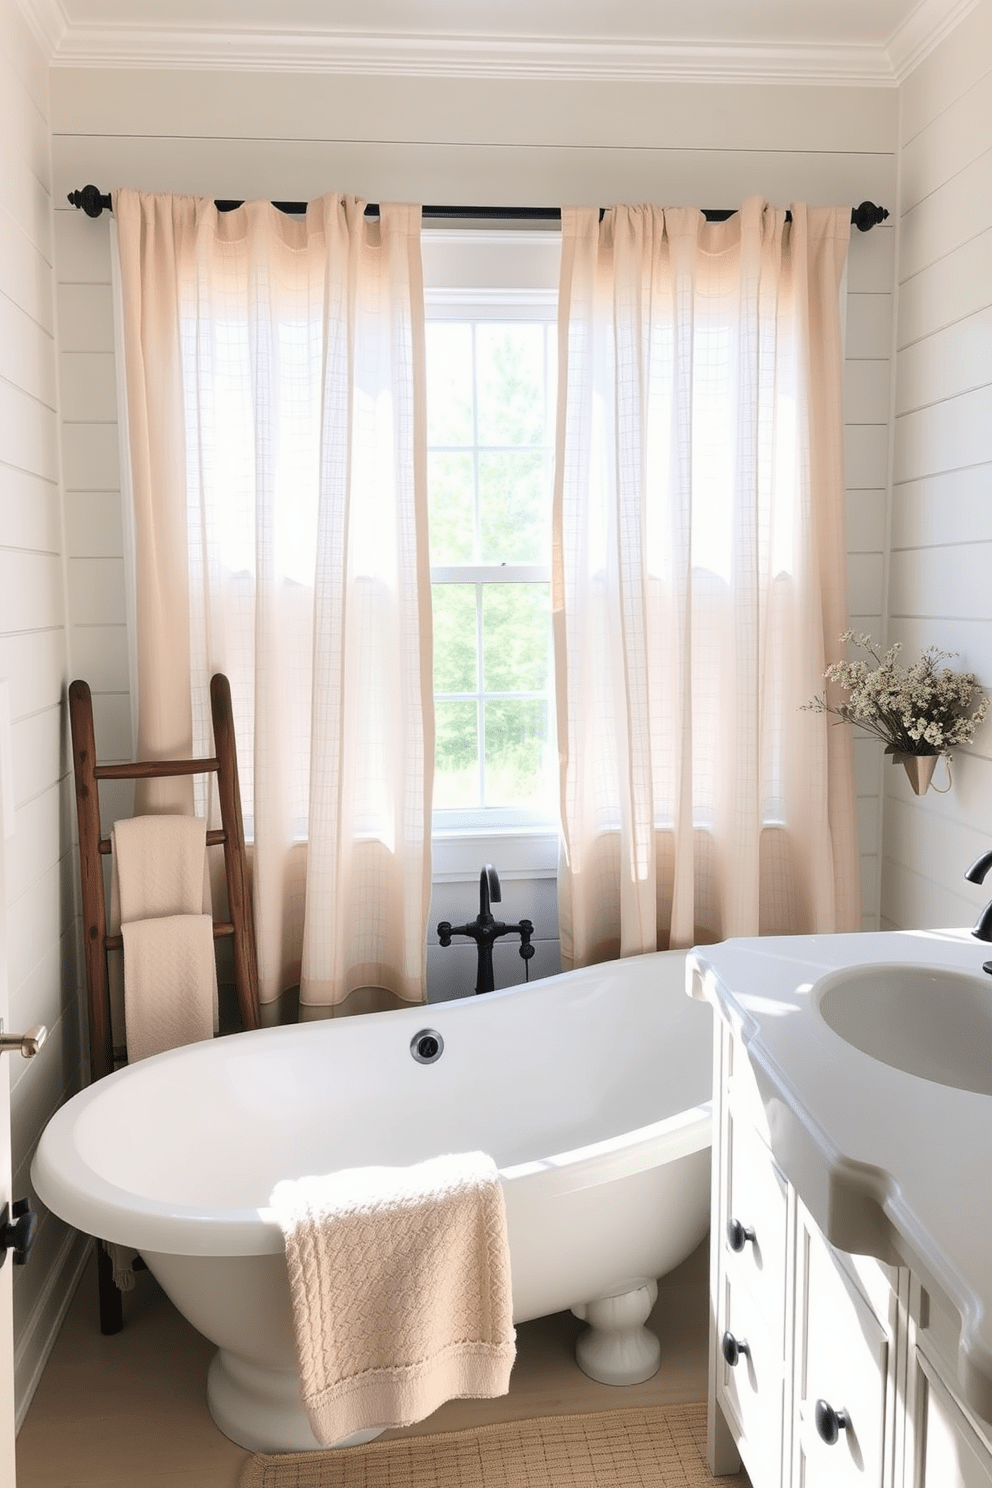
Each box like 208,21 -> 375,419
14,0 -> 66,57
886,0 -> 981,80
45,25 -> 902,85
17,0 -> 975,86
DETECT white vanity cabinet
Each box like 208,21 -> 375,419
710,1021 -> 903,1488
710,1026 -> 791,1487
907,1280 -> 992,1488
693,929 -> 992,1488
912,1357 -> 992,1488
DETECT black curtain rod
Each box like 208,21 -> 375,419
67,187 -> 889,234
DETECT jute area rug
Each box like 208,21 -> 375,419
238,1402 -> 751,1488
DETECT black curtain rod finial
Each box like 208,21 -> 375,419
853,200 -> 889,233
67,185 -> 112,218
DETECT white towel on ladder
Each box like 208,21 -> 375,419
111,815 -> 217,1062
120,913 -> 216,1063
112,813 -> 211,922
104,814 -> 219,1291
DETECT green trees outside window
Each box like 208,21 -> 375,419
427,319 -> 555,814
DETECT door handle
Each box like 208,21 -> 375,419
0,1020 -> 47,1058
0,1198 -> 38,1268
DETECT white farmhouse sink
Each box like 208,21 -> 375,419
817,963 -> 992,1096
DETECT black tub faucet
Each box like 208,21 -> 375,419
437,865 -> 535,995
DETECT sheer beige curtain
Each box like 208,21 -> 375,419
553,197 -> 860,968
114,189 -> 433,1019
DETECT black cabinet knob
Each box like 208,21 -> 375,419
722,1330 -> 750,1367
814,1398 -> 849,1445
0,1197 -> 38,1268
727,1217 -> 756,1252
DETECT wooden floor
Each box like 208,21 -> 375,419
17,1237 -> 715,1488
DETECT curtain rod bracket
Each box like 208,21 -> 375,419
67,188 -> 889,231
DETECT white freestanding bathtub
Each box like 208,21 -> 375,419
33,949 -> 712,1453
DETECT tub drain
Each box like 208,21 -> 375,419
411,1029 -> 444,1064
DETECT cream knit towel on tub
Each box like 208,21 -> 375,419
270,1152 -> 516,1446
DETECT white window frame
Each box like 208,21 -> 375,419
423,229 -> 561,880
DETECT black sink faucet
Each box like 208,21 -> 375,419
965,849 -> 992,944
437,865 -> 535,994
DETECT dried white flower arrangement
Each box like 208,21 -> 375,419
804,631 -> 989,760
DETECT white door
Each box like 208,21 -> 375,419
0,983 -> 15,1486
1,699 -> 17,1483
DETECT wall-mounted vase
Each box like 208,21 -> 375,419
890,751 -> 939,795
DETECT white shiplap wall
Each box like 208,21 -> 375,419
846,222 -> 897,926
47,68 -> 899,993
884,0 -> 992,932
1,0 -> 88,1426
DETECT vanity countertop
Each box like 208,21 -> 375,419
687,927 -> 992,1421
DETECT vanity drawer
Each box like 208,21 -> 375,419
724,1107 -> 790,1351
793,1218 -> 889,1488
719,1271 -> 786,1488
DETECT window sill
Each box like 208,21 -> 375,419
431,827 -> 559,883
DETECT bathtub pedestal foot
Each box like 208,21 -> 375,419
207,1349 -> 385,1453
571,1281 -> 661,1386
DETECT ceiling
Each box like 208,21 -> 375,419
21,0 -> 979,82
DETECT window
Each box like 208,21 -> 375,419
179,226 -> 562,867
423,231 -> 560,841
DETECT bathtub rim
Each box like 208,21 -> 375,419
33,1087 -> 711,1256
32,948 -> 712,1258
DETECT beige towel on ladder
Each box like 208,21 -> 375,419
105,815 -> 218,1287
111,815 -> 217,1063
112,814 -> 210,922
120,914 -> 217,1063
270,1152 -> 516,1446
